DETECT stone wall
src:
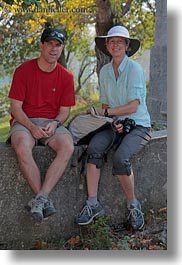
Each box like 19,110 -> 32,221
147,0 -> 167,124
0,130 -> 167,249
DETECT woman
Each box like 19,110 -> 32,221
75,25 -> 151,230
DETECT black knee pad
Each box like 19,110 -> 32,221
113,159 -> 132,176
87,153 -> 105,169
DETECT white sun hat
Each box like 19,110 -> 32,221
95,25 -> 140,57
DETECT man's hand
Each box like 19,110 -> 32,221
30,124 -> 50,139
43,121 -> 58,137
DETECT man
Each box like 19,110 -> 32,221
7,27 -> 75,222
75,25 -> 151,230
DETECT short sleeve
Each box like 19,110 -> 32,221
60,71 -> 75,106
8,65 -> 26,101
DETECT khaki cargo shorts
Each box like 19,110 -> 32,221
7,118 -> 71,145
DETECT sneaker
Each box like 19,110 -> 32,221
43,198 -> 56,218
30,196 -> 48,222
24,198 -> 35,213
128,200 -> 144,230
75,200 -> 105,225
25,197 -> 56,219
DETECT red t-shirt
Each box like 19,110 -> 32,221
9,58 -> 75,123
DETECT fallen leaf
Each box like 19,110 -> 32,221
158,207 -> 167,213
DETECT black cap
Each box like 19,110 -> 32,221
41,28 -> 66,45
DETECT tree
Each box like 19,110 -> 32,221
94,0 -> 155,72
94,0 -> 113,73
0,0 -> 97,70
0,0 -> 155,90
0,0 -> 98,94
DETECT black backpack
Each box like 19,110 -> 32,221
67,107 -> 114,173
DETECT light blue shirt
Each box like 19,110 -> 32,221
99,55 -> 151,127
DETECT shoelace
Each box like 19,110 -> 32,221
128,207 -> 144,221
33,197 -> 45,209
79,204 -> 92,217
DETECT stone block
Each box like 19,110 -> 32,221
0,130 -> 167,249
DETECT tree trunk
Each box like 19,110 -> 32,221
58,49 -> 67,68
94,0 -> 114,74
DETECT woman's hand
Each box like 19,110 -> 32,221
113,120 -> 124,134
87,108 -> 104,116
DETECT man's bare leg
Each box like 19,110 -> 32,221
40,133 -> 74,194
11,131 -> 41,194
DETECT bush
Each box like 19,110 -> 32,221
0,85 -> 10,117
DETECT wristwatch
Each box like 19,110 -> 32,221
53,119 -> 62,128
104,108 -> 109,117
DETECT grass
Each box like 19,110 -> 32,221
0,115 -> 10,142
0,100 -> 101,142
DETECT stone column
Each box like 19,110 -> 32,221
147,0 -> 167,125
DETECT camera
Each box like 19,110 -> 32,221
115,118 -> 136,134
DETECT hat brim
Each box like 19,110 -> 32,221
95,36 -> 140,57
43,36 -> 64,45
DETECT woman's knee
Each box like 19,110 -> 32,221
87,142 -> 106,169
112,152 -> 132,176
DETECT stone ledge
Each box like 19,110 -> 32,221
0,130 -> 167,249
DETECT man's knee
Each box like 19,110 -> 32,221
50,134 -> 74,157
66,140 -> 74,157
11,132 -> 34,155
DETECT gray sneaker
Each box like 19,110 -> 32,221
43,198 -> 56,218
30,196 -> 47,222
75,200 -> 105,225
128,200 -> 144,230
25,197 -> 56,219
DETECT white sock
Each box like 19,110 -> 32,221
88,196 -> 98,206
36,190 -> 48,199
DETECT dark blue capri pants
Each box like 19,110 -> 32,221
87,126 -> 152,176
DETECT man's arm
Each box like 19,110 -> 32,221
10,98 -> 35,131
10,98 -> 49,139
43,106 -> 71,137
54,106 -> 71,124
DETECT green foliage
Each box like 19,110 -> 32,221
0,115 -> 10,142
0,0 -> 155,76
2,0 -> 41,6
0,84 -> 10,117
1,0 -> 14,5
67,99 -> 100,124
151,121 -> 166,131
79,216 -> 113,250
0,0 -> 97,86
111,0 -> 155,50
117,235 -> 131,250
45,216 -> 124,250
